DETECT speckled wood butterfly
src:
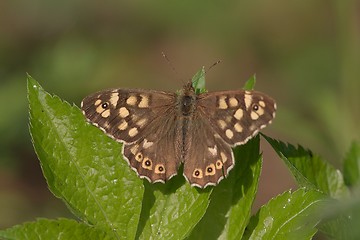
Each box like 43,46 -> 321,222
81,81 -> 276,188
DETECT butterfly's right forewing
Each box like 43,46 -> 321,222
198,90 -> 276,146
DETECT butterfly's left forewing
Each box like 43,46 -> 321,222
81,88 -> 182,183
81,88 -> 175,143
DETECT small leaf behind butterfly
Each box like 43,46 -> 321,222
191,66 -> 207,94
243,74 -> 256,91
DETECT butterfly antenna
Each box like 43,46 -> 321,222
205,60 -> 222,74
161,52 -> 185,84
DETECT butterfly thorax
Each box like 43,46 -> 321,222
177,84 -> 197,117
179,95 -> 197,116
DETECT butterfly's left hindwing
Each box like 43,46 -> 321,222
81,88 -> 183,183
123,114 -> 182,183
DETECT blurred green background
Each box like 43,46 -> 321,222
0,0 -> 359,229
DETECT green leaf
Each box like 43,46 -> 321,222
27,75 -> 144,239
0,218 -> 114,240
191,67 -> 206,94
136,174 -> 212,239
320,190 -> 360,240
243,75 -> 256,91
343,141 -> 360,187
243,189 -> 327,240
187,135 -> 262,240
263,134 -> 350,199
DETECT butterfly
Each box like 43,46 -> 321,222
81,80 -> 276,188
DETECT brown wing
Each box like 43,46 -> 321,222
122,112 -> 182,183
81,88 -> 182,183
183,89 -> 276,188
81,88 -> 175,144
182,113 -> 234,188
197,90 -> 276,146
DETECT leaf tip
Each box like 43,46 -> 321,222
192,67 -> 207,94
27,74 -> 43,93
243,74 -> 256,90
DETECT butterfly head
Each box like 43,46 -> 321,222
180,81 -> 195,94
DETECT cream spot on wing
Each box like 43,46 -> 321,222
234,108 -> 243,120
142,158 -> 153,170
229,97 -> 238,107
234,123 -> 243,132
192,168 -> 203,178
208,146 -> 217,156
215,160 -> 223,169
136,118 -> 147,128
135,152 -> 143,162
218,96 -> 228,109
257,107 -> 265,116
101,109 -> 110,118
128,127 -> 138,137
103,121 -> 110,129
217,120 -> 227,129
220,152 -> 227,163
138,94 -> 149,108
249,125 -> 256,131
110,92 -> 119,107
251,111 -> 259,120
130,145 -> 139,155
131,114 -> 139,122
95,99 -> 101,106
205,164 -> 216,176
225,116 -> 233,123
96,105 -> 103,113
226,129 -> 234,139
155,164 -> 165,174
214,133 -> 221,139
244,94 -> 252,109
118,120 -> 128,130
142,139 -> 154,149
126,95 -> 137,106
119,107 -> 130,118
259,100 -> 266,107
